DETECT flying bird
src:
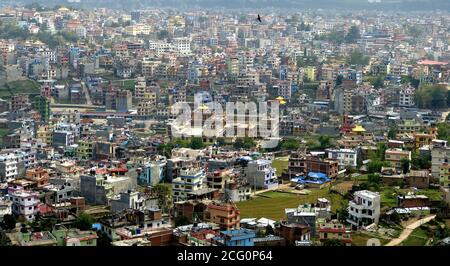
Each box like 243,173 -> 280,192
257,14 -> 262,23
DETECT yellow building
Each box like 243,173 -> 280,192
305,66 -> 316,81
414,133 -> 435,151
76,140 -> 95,160
440,163 -> 450,187
36,124 -> 53,146
385,149 -> 411,170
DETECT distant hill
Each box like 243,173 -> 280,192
10,0 -> 450,11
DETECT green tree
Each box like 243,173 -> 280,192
336,74 -> 344,87
388,125 -> 397,139
437,123 -> 450,143
174,215 -> 190,227
152,184 -> 171,213
410,151 -> 431,170
400,158 -> 410,174
280,138 -> 299,150
347,50 -> 369,66
72,213 -> 94,231
318,135 -> 332,149
345,25 -> 361,43
190,137 -> 205,149
367,160 -> 389,174
1,214 -> 16,230
234,137 -> 256,150
157,30 -> 169,40
415,85 -> 448,109
323,239 -> 345,246
371,76 -> 385,89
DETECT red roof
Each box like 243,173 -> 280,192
418,60 -> 448,66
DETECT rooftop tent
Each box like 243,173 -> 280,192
307,172 -> 328,179
239,156 -> 253,161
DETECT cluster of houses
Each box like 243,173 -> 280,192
0,5 -> 449,246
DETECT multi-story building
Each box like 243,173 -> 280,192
8,186 -> 39,221
326,149 -> 358,169
431,140 -> 450,180
0,153 -> 24,181
385,149 -> 411,170
347,190 -> 380,229
440,163 -> 450,187
172,168 -> 206,202
242,159 -> 278,190
399,86 -> 415,107
204,201 -> 240,230
287,154 -> 339,179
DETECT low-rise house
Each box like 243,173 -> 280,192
287,153 -> 339,179
380,167 -> 404,186
285,199 -> 331,235
405,170 -> 430,189
213,229 -> 255,246
16,231 -> 57,246
52,227 -> 98,246
317,220 -> 352,246
277,222 -> 311,246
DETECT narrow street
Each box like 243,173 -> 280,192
385,215 -> 436,246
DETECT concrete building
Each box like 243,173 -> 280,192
172,168 -> 206,202
243,159 -> 278,190
205,201 -> 240,230
347,190 -> 381,228
385,149 -> 411,171
8,186 -> 39,221
326,148 -> 358,169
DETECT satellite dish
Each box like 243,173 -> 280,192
366,238 -> 381,246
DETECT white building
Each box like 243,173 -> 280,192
347,190 -> 380,228
173,37 -> 191,56
8,186 -> 40,221
399,86 -> 415,107
172,167 -> 206,202
431,140 -> 450,179
0,153 -> 23,181
243,159 -> 278,190
326,148 -> 358,169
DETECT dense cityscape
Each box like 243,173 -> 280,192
0,0 -> 450,248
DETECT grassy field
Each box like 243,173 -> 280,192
352,232 -> 390,246
0,128 -> 10,146
380,187 -> 398,208
402,226 -> 429,246
0,79 -> 41,99
236,189 -> 348,220
272,157 -> 289,177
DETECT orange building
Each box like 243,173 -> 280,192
204,201 -> 240,230
25,168 -> 50,187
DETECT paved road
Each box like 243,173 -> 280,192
385,215 -> 436,246
81,81 -> 93,106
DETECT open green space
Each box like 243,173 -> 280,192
402,226 -> 429,246
272,157 -> 289,177
352,232 -> 390,246
236,189 -> 348,221
0,79 -> 40,99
